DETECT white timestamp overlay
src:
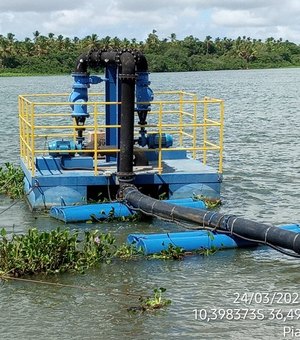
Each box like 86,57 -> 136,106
232,292 -> 300,305
193,291 -> 300,338
193,308 -> 300,322
193,308 -> 300,338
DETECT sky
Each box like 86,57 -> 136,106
0,0 -> 300,43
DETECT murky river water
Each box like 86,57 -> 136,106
0,69 -> 299,339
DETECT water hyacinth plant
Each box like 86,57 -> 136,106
128,287 -> 172,313
0,162 -> 24,199
0,227 -> 116,276
0,227 -> 219,278
140,287 -> 172,310
192,193 -> 222,209
150,244 -> 185,260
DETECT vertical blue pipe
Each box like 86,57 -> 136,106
105,65 -> 120,162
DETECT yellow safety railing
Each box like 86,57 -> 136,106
19,91 -> 224,176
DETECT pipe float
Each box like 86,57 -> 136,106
50,202 -> 133,223
127,224 -> 300,255
122,185 -> 300,255
49,198 -> 206,223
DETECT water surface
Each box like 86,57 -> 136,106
0,69 -> 299,339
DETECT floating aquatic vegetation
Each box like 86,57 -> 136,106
0,162 -> 24,199
150,244 -> 185,260
114,243 -> 144,260
0,227 -> 116,277
0,226 -> 219,278
192,193 -> 222,209
128,287 -> 171,313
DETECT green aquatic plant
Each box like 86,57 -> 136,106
128,287 -> 171,313
196,246 -> 218,256
140,287 -> 171,310
158,192 -> 168,200
148,233 -> 219,259
192,193 -> 222,209
150,243 -> 185,260
195,232 -> 219,256
89,207 -> 141,223
114,243 -> 144,259
0,226 -> 219,278
0,227 -> 117,276
0,162 -> 24,199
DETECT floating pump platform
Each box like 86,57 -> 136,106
19,49 -> 224,209
19,48 -> 300,258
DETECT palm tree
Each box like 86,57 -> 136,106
33,30 -> 40,43
6,33 -> 15,43
145,29 -> 160,52
204,35 -> 212,54
169,33 -> 177,43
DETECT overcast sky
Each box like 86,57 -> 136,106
1,0 -> 300,43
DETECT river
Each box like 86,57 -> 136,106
0,69 -> 299,339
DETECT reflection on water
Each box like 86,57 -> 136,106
0,69 -> 299,339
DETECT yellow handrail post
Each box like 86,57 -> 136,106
192,94 -> 197,159
203,98 -> 208,165
93,102 -> 98,175
24,100 -> 29,167
158,102 -> 163,174
18,96 -> 23,159
179,91 -> 183,147
72,117 -> 77,144
219,101 -> 224,173
30,103 -> 35,176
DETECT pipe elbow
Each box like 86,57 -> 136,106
136,54 -> 149,72
119,52 -> 136,78
74,53 -> 88,73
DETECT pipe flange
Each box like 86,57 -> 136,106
87,48 -> 100,68
115,51 -> 122,65
117,184 -> 136,201
135,54 -> 141,63
116,171 -> 135,179
119,73 -> 137,80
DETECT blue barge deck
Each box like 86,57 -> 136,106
22,152 -> 222,209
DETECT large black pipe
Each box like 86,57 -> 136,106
118,52 -> 136,183
122,185 -> 300,255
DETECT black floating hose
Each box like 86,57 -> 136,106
122,185 -> 300,256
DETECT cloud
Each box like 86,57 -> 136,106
212,9 -> 269,27
0,0 -> 77,12
114,0 -> 281,12
0,0 -> 299,43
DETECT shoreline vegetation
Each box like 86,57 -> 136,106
0,30 -> 300,76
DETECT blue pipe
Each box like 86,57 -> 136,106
49,198 -> 206,223
136,71 -> 153,112
127,224 -> 300,255
70,73 -> 105,119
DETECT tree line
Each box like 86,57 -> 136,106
0,30 -> 299,74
